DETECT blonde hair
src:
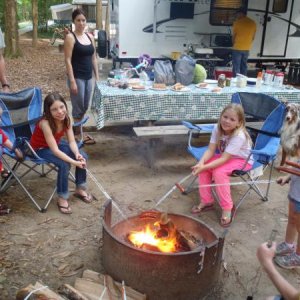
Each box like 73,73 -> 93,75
217,103 -> 252,145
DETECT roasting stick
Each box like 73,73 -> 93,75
86,168 -> 129,221
154,173 -> 193,208
277,160 -> 300,177
156,172 -> 275,208
122,281 -> 127,300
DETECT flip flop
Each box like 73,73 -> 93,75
220,205 -> 236,228
57,202 -> 72,214
83,134 -> 96,145
191,203 -> 214,214
1,169 -> 11,179
73,192 -> 92,203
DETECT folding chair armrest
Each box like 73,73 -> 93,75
182,121 -> 214,132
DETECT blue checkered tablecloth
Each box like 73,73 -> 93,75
92,81 -> 300,129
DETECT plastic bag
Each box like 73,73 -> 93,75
154,60 -> 175,86
175,54 -> 196,85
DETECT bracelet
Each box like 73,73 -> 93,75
2,83 -> 10,88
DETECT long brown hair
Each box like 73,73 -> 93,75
43,92 -> 70,134
217,103 -> 252,145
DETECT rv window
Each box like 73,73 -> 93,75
273,0 -> 288,13
170,3 -> 195,19
210,0 -> 248,26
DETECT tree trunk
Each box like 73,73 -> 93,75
32,0 -> 38,47
4,0 -> 21,57
105,0 -> 110,38
96,0 -> 103,30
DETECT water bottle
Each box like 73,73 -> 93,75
256,72 -> 263,88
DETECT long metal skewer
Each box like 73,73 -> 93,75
86,168 -> 128,221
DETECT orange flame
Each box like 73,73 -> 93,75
128,224 -> 177,253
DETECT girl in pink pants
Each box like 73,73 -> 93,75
191,103 -> 253,227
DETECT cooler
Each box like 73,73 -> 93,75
214,67 -> 233,79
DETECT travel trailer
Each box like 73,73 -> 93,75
107,0 -> 300,67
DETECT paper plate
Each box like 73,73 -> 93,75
171,87 -> 190,92
204,79 -> 218,84
129,86 -> 148,91
195,84 -> 209,89
150,87 -> 168,91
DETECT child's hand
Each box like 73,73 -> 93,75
276,175 -> 290,185
74,160 -> 86,169
15,148 -> 23,161
192,162 -> 203,176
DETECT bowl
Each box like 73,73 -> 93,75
247,78 -> 257,86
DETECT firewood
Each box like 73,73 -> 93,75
74,278 -> 109,300
58,284 -> 89,300
81,270 -> 147,300
16,282 -> 64,300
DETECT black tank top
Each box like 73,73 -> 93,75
71,32 -> 94,80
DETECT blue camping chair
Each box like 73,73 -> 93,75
0,87 -> 87,212
181,92 -> 286,212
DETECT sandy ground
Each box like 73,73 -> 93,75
1,38 -> 300,299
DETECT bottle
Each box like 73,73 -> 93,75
273,72 -> 284,87
218,74 -> 226,88
256,71 -> 263,88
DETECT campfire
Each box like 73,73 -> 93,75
102,201 -> 225,300
127,211 -> 202,253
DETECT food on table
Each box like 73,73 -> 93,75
131,85 -> 146,90
172,83 -> 186,90
193,64 -> 207,84
212,87 -> 222,92
197,82 -> 208,88
153,83 -> 167,89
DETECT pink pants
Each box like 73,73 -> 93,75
198,154 -> 252,210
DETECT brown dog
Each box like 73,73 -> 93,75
279,103 -> 300,165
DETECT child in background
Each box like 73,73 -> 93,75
30,92 -> 92,214
191,103 -> 253,227
0,107 -> 23,213
274,154 -> 300,269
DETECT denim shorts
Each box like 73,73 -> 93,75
288,196 -> 300,213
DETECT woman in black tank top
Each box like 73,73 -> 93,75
64,8 -> 99,144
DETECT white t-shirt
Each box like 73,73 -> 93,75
0,28 -> 5,49
210,124 -> 253,164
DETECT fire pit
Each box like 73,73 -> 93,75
102,200 -> 225,300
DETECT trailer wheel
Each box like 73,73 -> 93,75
98,30 -> 107,58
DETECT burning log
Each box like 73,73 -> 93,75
127,212 -> 203,253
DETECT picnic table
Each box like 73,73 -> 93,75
92,81 -> 300,130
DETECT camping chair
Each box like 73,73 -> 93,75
0,87 -> 88,212
180,92 -> 286,212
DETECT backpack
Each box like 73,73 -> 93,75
154,60 -> 175,86
175,54 -> 196,85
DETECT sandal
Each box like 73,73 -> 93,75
220,206 -> 236,228
191,203 -> 214,214
57,202 -> 72,214
73,192 -> 92,203
83,134 -> 96,145
1,169 -> 11,179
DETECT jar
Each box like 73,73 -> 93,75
273,72 -> 284,87
264,70 -> 274,85
218,74 -> 226,88
225,78 -> 231,87
236,75 -> 247,88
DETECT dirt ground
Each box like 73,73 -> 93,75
0,39 -> 300,299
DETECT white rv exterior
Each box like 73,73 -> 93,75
109,0 -> 300,63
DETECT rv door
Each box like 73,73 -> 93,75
260,0 -> 292,57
